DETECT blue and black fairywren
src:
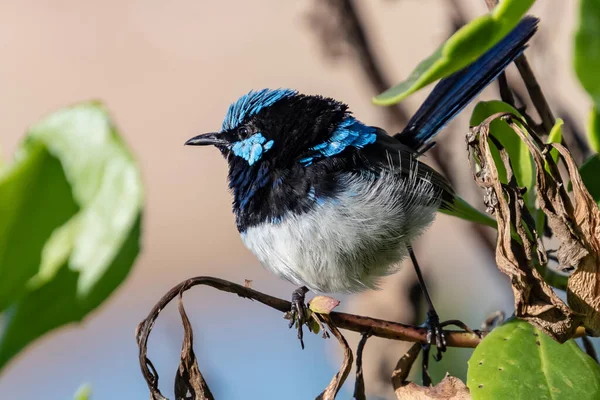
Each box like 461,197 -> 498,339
186,17 -> 538,353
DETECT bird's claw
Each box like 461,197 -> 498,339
423,310 -> 447,361
288,286 -> 309,349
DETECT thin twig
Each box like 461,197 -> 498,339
581,336 -> 599,364
497,73 -> 516,106
514,57 -> 556,133
352,332 -> 372,400
484,0 -> 556,135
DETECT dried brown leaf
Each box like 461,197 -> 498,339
551,144 -> 600,335
316,315 -> 353,400
467,114 -> 581,342
391,343 -> 422,389
395,375 -> 471,400
175,293 -> 214,400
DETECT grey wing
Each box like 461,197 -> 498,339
361,128 -> 455,207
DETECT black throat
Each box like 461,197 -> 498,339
228,159 -> 334,232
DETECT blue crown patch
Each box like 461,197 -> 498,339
222,88 -> 297,131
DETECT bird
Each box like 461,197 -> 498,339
185,17 -> 538,353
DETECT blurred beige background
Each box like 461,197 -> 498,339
0,0 -> 590,399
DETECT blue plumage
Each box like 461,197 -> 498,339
300,117 -> 377,165
231,133 -> 274,165
222,88 -> 297,131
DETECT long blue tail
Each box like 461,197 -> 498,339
395,16 -> 539,151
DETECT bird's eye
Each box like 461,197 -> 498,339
239,127 -> 250,136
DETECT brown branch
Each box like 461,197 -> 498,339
137,277 -> 485,353
137,276 -> 587,397
135,278 -> 483,396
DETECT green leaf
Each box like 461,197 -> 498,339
579,154 -> 600,203
547,118 -> 563,167
587,107 -> 600,153
575,0 -> 600,153
467,319 -> 600,399
574,0 -> 600,106
470,101 -> 535,208
440,195 -> 497,229
373,0 -> 535,105
0,102 -> 143,370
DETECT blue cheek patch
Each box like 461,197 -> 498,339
300,117 -> 376,165
230,133 -> 275,165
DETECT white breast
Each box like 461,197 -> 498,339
240,170 -> 440,294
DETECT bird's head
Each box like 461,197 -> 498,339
185,88 -> 375,170
185,89 -> 379,228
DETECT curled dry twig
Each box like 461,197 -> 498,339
135,277 -> 498,399
136,276 -> 586,398
316,315 -> 354,400
175,293 -> 214,400
467,111 -> 600,341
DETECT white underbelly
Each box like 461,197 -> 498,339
240,171 -> 440,294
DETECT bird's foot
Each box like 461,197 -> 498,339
287,286 -> 309,349
422,310 -> 447,362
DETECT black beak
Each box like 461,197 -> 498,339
184,132 -> 228,146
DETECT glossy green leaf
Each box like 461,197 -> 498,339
468,319 -> 600,399
587,107 -> 600,153
470,101 -> 535,208
0,102 -> 143,370
373,0 -> 535,105
579,154 -> 600,203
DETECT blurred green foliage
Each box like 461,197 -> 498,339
0,102 -> 143,371
575,0 -> 600,153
